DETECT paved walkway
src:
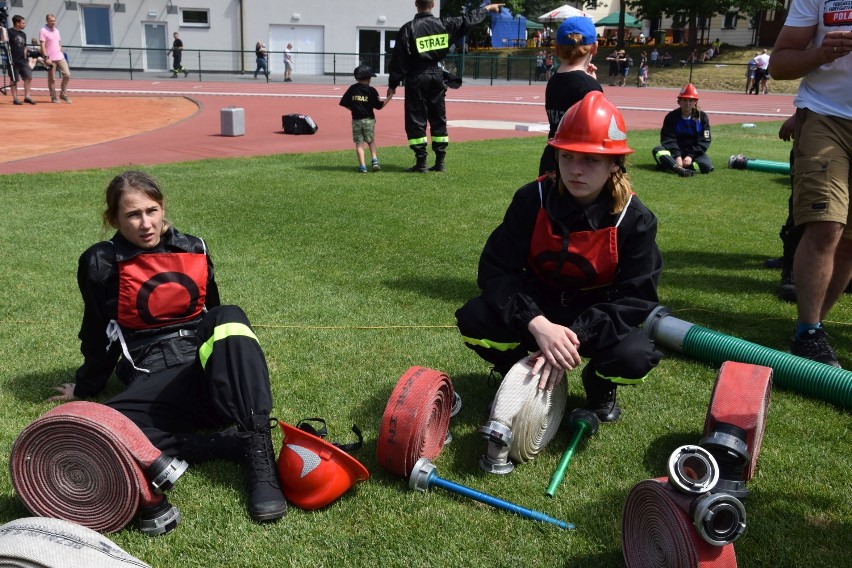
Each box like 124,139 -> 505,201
1,75 -> 794,175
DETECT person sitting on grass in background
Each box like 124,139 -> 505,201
652,83 -> 713,177
538,16 -> 602,176
49,170 -> 289,523
339,64 -> 392,173
456,91 -> 664,423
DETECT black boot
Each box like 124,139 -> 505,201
405,144 -> 429,173
244,415 -> 288,522
405,155 -> 429,173
429,152 -> 446,172
777,269 -> 796,302
582,365 -> 621,423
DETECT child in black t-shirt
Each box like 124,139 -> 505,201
339,65 -> 392,173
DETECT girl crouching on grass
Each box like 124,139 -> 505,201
457,91 -> 663,423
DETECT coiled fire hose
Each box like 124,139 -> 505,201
622,362 -> 771,565
10,401 -> 187,535
478,358 -> 567,474
622,478 -> 739,568
704,361 -> 771,484
0,517 -> 152,568
377,366 -> 454,478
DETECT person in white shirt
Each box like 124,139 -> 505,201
768,0 -> 852,367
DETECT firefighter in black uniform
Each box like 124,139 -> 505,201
387,1 -> 503,173
48,171 -> 287,523
652,83 -> 713,177
456,92 -> 663,423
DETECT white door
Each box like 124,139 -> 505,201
143,23 -> 168,71
269,25 -> 324,76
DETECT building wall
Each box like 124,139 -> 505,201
3,1 -> 776,74
3,0 -> 414,73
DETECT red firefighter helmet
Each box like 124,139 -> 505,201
678,83 -> 699,100
277,421 -> 370,510
548,91 -> 633,155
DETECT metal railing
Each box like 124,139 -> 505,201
59,45 -> 752,90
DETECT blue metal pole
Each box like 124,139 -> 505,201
425,469 -> 573,530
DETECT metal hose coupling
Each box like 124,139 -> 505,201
137,496 -> 182,536
689,492 -> 747,546
699,422 -> 750,499
146,454 -> 189,493
478,420 -> 514,474
666,445 -> 720,495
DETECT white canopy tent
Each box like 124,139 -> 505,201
537,4 -> 590,22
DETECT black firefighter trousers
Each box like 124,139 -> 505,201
106,305 -> 275,458
404,69 -> 449,160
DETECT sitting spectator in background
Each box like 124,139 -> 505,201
700,46 -> 715,62
660,51 -> 672,67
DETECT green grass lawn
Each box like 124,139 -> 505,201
0,123 -> 849,567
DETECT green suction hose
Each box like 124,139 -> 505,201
646,307 -> 852,409
728,154 -> 790,175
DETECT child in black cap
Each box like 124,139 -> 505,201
339,64 -> 392,172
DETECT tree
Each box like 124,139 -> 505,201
627,0 -> 781,48
440,0 -> 525,17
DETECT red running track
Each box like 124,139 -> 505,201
1,78 -> 795,175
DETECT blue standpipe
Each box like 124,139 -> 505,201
408,457 -> 573,530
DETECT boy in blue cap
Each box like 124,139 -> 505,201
339,64 -> 392,172
539,16 -> 603,175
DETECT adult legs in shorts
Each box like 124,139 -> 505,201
789,108 -> 852,365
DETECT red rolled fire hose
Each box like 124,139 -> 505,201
10,401 -> 177,534
622,361 -> 772,567
376,366 -> 454,478
703,361 -> 772,480
622,478 -> 738,568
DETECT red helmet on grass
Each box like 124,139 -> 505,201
277,421 -> 369,510
548,91 -> 633,155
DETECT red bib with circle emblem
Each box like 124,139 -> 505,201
528,185 -> 632,290
117,253 -> 208,330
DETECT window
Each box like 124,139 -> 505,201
180,8 -> 210,28
81,4 -> 112,47
723,12 -> 738,29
